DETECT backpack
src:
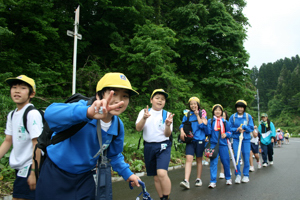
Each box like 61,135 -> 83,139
137,109 -> 171,149
33,93 -> 120,180
178,111 -> 197,144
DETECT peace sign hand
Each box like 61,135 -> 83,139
165,113 -> 175,126
143,105 -> 151,119
87,90 -> 124,119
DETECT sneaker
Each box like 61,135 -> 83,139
249,166 -> 255,172
263,163 -> 268,167
219,173 -> 225,179
195,179 -> 202,187
240,159 -> 243,165
180,180 -> 190,189
242,176 -> 249,183
204,161 -> 209,165
208,182 -> 216,188
226,179 -> 232,185
235,175 -> 241,184
270,161 -> 274,165
258,162 -> 262,169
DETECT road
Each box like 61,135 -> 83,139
113,138 -> 300,200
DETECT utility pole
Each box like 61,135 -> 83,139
257,89 -> 260,124
67,6 -> 82,94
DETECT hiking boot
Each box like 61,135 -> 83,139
269,161 -> 274,165
249,166 -> 255,172
208,182 -> 216,188
180,180 -> 190,189
235,175 -> 241,184
242,176 -> 249,183
257,162 -> 262,169
219,173 -> 225,179
263,163 -> 268,167
195,179 -> 202,187
226,179 -> 232,185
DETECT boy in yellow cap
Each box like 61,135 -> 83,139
136,89 -> 174,200
35,72 -> 140,200
0,75 -> 43,199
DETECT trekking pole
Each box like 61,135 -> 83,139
129,180 -> 153,200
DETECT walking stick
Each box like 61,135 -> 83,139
236,124 -> 243,166
227,139 -> 237,173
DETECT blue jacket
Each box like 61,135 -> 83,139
179,111 -> 206,141
205,118 -> 232,146
44,100 -> 133,181
258,121 -> 276,145
229,113 -> 254,141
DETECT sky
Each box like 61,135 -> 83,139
243,0 -> 300,69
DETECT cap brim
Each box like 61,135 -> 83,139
102,85 -> 139,96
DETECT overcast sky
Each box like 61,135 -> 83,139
243,0 -> 300,69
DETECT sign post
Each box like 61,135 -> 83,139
67,6 -> 82,94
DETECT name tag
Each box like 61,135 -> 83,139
17,165 -> 30,178
199,141 -> 203,144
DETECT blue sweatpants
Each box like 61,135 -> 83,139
233,139 -> 250,177
209,144 -> 231,183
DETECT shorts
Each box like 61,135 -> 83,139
186,140 -> 205,157
13,165 -> 36,200
144,140 -> 172,176
36,156 -> 95,200
251,142 -> 259,154
285,137 -> 289,140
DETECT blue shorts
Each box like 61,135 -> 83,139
251,142 -> 259,154
13,165 -> 35,199
36,156 -> 96,200
186,140 -> 205,157
144,140 -> 172,176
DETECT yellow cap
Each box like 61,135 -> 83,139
151,89 -> 168,99
235,100 -> 247,106
212,104 -> 223,111
6,75 -> 36,92
96,72 -> 138,96
188,97 -> 200,104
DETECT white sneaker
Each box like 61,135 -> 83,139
226,179 -> 232,185
242,176 -> 249,183
195,179 -> 202,187
249,166 -> 255,172
263,163 -> 268,167
208,182 -> 216,188
219,173 -> 225,179
180,180 -> 190,189
240,159 -> 243,165
235,175 -> 241,184
270,161 -> 274,165
257,162 -> 262,169
204,161 -> 209,165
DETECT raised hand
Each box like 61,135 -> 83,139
143,105 -> 151,119
165,113 -> 175,126
87,90 -> 124,119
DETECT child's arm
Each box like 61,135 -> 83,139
0,135 -> 12,159
27,138 -> 40,190
136,106 -> 151,132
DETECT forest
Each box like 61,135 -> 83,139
0,0 -> 254,131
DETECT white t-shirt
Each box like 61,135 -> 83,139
5,103 -> 43,170
136,109 -> 173,143
250,129 -> 259,144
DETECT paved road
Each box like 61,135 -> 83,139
113,138 -> 300,200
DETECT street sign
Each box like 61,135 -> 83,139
67,30 -> 82,40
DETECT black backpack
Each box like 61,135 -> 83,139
178,111 -> 198,144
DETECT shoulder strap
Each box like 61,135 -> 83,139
162,109 -> 167,124
10,110 -> 15,120
246,113 -> 249,124
23,105 -> 36,134
187,111 -> 191,121
233,114 -> 236,123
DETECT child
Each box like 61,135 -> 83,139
276,129 -> 283,147
206,104 -> 232,188
249,125 -> 262,171
219,110 -> 231,179
179,97 -> 207,189
284,130 -> 290,144
258,113 -> 276,167
136,89 -> 174,200
229,100 -> 254,184
35,72 -> 140,199
0,75 -> 43,199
